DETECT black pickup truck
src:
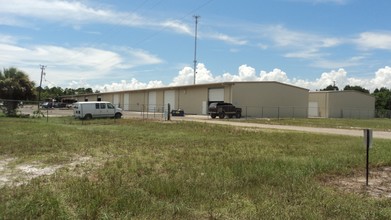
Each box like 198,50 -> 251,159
208,102 -> 242,119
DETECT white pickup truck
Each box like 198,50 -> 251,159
73,101 -> 122,120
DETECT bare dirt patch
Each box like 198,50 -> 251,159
323,166 -> 391,199
0,156 -> 92,188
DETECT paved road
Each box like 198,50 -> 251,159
173,116 -> 391,140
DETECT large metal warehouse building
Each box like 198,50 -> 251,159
74,81 -> 310,118
308,90 -> 375,118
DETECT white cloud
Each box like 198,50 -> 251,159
0,0 -> 247,45
257,25 -> 351,69
284,49 -> 322,59
260,69 -> 290,82
0,34 -> 18,44
161,20 -> 192,35
310,56 -> 366,69
0,42 -> 163,85
74,78 -> 165,93
265,25 -> 341,49
370,66 -> 391,87
208,33 -> 248,45
355,32 -> 391,50
0,0 -> 188,34
170,66 -> 194,86
88,63 -> 391,93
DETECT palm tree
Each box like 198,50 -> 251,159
0,67 -> 36,116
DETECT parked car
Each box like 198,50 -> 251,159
208,102 -> 242,119
41,102 -> 54,108
73,101 -> 122,120
54,102 -> 67,108
171,109 -> 185,116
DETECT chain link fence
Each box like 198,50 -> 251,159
0,99 -> 172,122
375,109 -> 391,118
1,99 -> 390,120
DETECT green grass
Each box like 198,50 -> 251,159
247,118 -> 391,131
1,117 -> 391,219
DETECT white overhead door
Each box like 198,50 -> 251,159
308,102 -> 319,117
124,93 -> 130,111
113,94 -> 120,108
208,88 -> 224,102
164,90 -> 176,110
148,91 -> 157,112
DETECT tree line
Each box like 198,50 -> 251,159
1,67 -> 391,116
0,67 -> 97,100
38,86 -> 99,102
0,68 -> 97,115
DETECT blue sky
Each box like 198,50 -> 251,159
1,0 -> 391,92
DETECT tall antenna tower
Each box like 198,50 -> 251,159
193,15 -> 200,85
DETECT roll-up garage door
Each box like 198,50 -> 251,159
148,91 -> 157,112
164,90 -> 176,110
113,94 -> 120,108
123,93 -> 130,111
208,88 -> 224,103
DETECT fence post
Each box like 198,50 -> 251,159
142,104 -> 145,119
167,103 -> 171,121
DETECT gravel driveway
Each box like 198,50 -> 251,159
173,116 -> 391,140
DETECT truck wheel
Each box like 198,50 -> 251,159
210,114 -> 217,119
219,112 -> 225,119
115,113 -> 122,119
236,112 -> 241,118
84,114 -> 92,120
228,114 -> 233,118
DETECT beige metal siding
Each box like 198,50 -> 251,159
177,86 -> 208,114
129,92 -> 146,111
328,91 -> 375,118
232,82 -> 309,118
100,94 -> 113,102
64,82 -> 315,118
309,91 -> 375,118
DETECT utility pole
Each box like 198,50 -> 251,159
193,15 -> 200,85
37,65 -> 46,110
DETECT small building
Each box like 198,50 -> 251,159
70,81 -> 309,118
308,90 -> 375,118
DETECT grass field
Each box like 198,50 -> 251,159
1,117 -> 391,219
